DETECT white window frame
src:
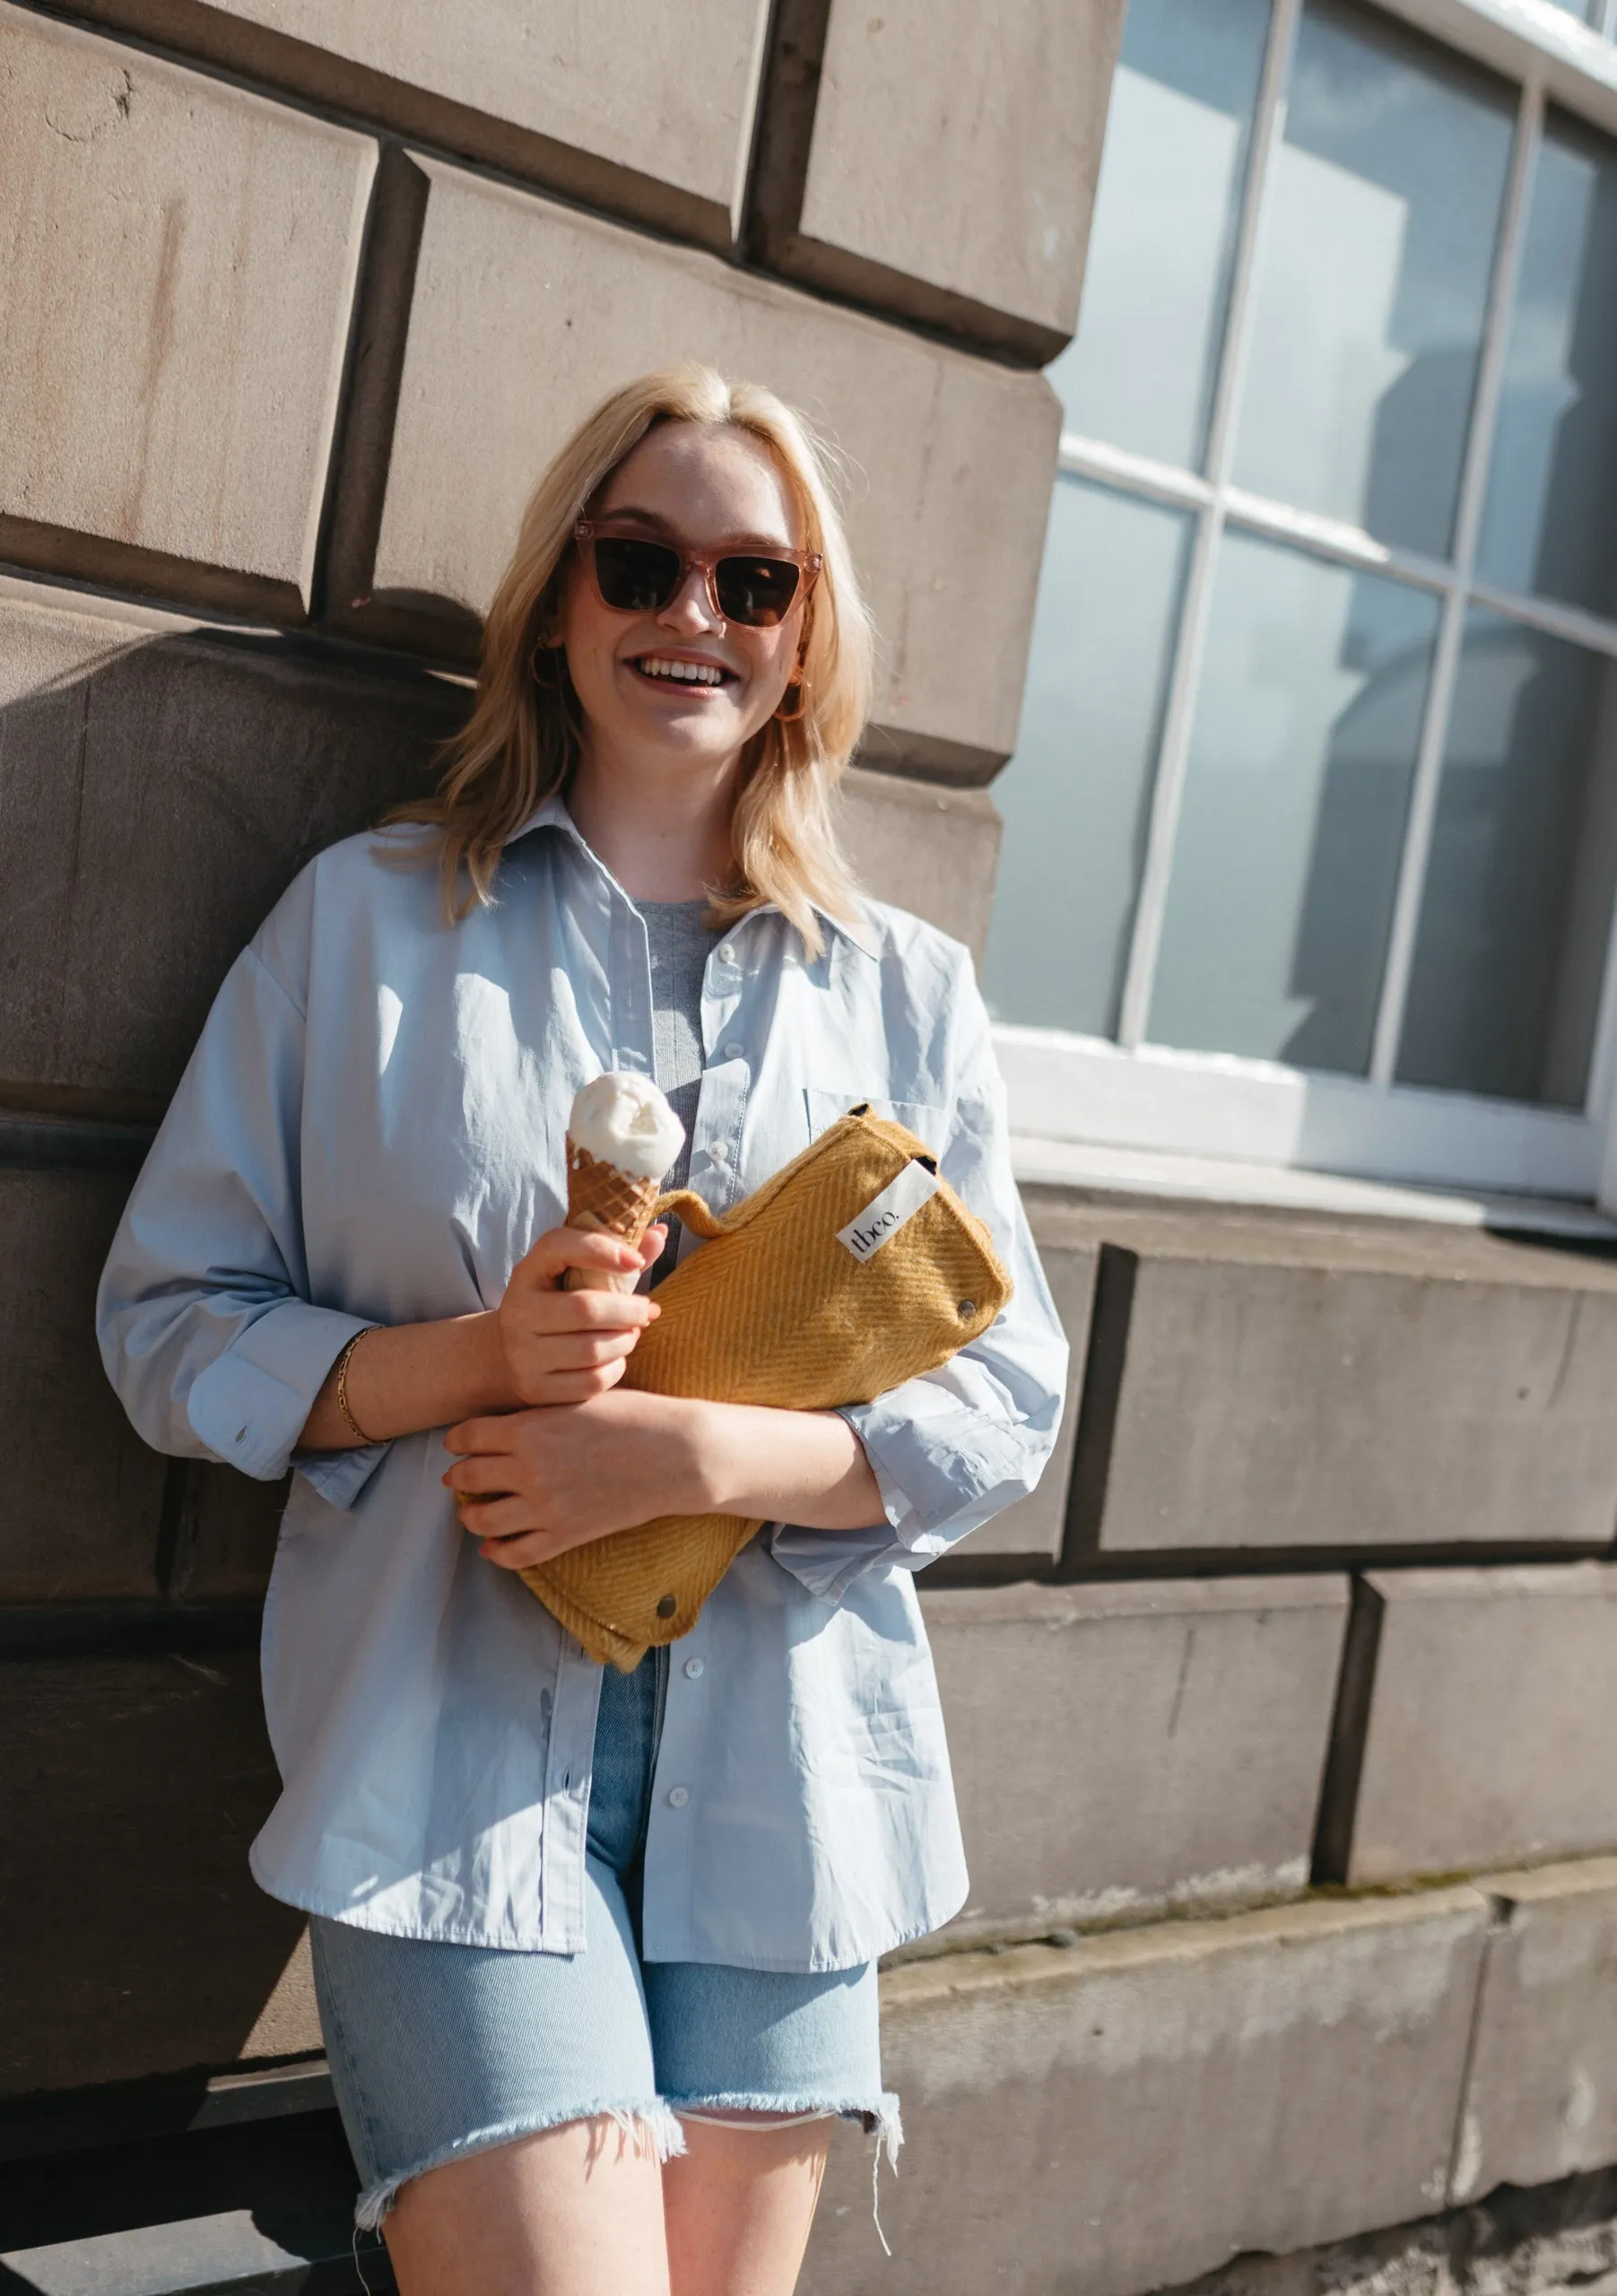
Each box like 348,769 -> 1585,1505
995,0 -> 1617,1207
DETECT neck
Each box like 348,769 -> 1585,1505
568,736 -> 742,902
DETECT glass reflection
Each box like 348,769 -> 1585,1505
1050,0 -> 1270,470
1476,113 -> 1617,620
1397,615 -> 1617,1107
984,480 -> 1193,1038
1148,533 -> 1439,1073
1233,2 -> 1514,557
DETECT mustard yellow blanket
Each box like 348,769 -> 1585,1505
519,1105 -> 1013,1668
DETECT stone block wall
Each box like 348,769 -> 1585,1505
4,2 -> 1616,2291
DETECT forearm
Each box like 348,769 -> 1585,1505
300,1314 -> 514,1450
686,1400 -> 884,1531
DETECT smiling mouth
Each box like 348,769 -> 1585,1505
630,653 -> 733,690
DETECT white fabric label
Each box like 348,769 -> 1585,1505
836,1160 -> 940,1262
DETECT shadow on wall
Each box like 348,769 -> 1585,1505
0,618 -> 465,2104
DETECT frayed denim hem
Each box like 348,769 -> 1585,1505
669,2091 -> 903,2257
666,2089 -> 901,2169
352,2099 -> 687,2231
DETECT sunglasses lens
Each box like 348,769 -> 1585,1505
714,555 -> 803,627
591,535 -> 681,613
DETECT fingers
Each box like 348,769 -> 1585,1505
511,1223 -> 666,1290
477,1525 -> 578,1570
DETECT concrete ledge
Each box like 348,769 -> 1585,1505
807,1892 -> 1490,2295
1349,1566 -> 1617,1885
1035,1199 -> 1617,1557
921,1577 -> 1349,1942
1454,1857 -> 1617,2204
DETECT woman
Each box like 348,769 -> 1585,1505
98,365 -> 1066,2296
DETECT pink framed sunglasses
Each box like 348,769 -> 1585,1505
574,519 -> 822,629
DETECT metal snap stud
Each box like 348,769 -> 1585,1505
656,1593 -> 677,1619
957,1299 -> 977,1318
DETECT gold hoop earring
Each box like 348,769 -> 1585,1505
774,677 -> 807,724
531,640 -> 564,691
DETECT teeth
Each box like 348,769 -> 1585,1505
639,656 -> 724,685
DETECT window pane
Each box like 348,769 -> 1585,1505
1148,533 -> 1439,1073
1049,0 -> 1270,470
984,480 -> 1194,1038
1232,2 -> 1515,557
1396,615 -> 1617,1107
1537,0 -> 1599,20
1476,114 -> 1617,620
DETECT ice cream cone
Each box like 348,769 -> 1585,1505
563,1139 -> 665,1292
561,1074 -> 685,1292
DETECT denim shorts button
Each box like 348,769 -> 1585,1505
723,1043 -> 743,1062
667,1786 -> 691,1808
709,1141 -> 730,1165
683,1657 -> 704,1680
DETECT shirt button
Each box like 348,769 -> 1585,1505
709,1141 -> 730,1165
722,1042 -> 743,1061
684,1657 -> 705,1680
667,1786 -> 691,1809
718,943 -> 735,964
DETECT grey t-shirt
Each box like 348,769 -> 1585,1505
639,896 -> 719,1278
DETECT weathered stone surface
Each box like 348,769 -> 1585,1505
954,1229 -> 1095,1562
804,1892 -> 1490,2296
760,0 -> 1123,361
1049,1204 -> 1617,1555
0,580 -> 458,1110
0,1166 -> 164,1601
838,771 -> 1002,966
0,7 -> 372,615
0,1651 -> 305,2097
919,1578 -> 1348,1943
70,0 -> 768,249
1453,1858 -> 1617,2204
1349,1567 -> 1617,1887
1150,2163 -> 1617,2296
336,154 -> 1058,782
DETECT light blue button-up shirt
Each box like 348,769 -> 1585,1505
96,799 -> 1067,1971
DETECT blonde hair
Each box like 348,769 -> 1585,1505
387,363 -> 874,952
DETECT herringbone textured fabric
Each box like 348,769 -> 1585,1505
521,1107 -> 1013,1669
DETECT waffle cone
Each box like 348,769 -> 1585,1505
563,1137 -> 665,1292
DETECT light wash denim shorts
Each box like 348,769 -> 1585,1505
310,1648 -> 900,2227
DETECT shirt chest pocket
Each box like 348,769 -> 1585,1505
803,1087 -> 951,1160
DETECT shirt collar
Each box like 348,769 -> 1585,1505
507,790 -> 879,962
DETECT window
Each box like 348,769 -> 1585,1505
987,0 -> 1617,1197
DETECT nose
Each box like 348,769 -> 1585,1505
656,564 -> 722,635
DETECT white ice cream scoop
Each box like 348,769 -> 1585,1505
568,1073 -> 686,1181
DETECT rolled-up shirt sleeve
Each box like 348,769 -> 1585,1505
769,952 -> 1068,1603
96,935 -> 388,1507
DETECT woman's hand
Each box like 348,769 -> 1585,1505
493,1222 -> 668,1406
443,1391 -> 885,1570
296,1222 -> 666,1452
445,1389 -> 712,1566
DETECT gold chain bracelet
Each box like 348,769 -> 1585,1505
335,1328 -> 378,1445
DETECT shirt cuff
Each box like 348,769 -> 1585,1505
186,1300 -> 382,1484
766,1381 -> 1039,1603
